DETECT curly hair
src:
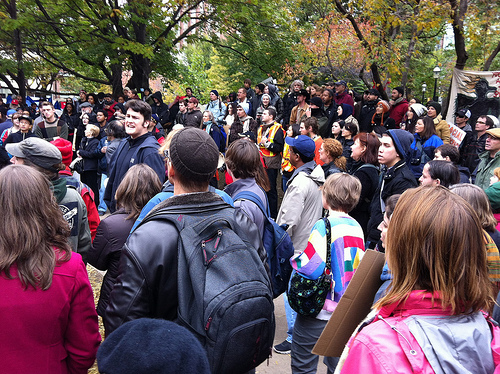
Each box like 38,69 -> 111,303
322,138 -> 346,170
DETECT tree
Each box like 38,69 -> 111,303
1,0 -> 295,97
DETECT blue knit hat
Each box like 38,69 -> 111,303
386,129 -> 414,159
210,89 -> 219,97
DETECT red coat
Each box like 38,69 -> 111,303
0,251 -> 101,373
388,98 -> 409,127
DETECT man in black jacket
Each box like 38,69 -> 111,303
151,91 -> 170,129
359,88 -> 380,133
366,129 -> 418,249
104,128 -> 272,371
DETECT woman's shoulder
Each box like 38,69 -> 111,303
53,251 -> 86,278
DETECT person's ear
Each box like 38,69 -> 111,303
435,179 -> 441,186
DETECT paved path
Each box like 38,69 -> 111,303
256,295 -> 328,374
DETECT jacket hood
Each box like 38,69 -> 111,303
339,103 -> 354,120
51,177 -> 67,204
379,291 -> 494,374
152,91 -> 163,104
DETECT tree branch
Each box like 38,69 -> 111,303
484,38 -> 500,71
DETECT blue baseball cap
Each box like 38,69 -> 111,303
285,135 -> 315,158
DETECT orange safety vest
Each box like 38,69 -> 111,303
281,142 -> 295,173
257,122 -> 284,157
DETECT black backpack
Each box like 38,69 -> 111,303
143,200 -> 275,374
233,190 -> 294,298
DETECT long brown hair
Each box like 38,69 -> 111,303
377,186 -> 494,314
0,165 -> 71,290
225,138 -> 270,191
115,164 -> 162,220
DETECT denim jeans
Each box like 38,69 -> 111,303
98,173 -> 108,213
283,291 -> 297,342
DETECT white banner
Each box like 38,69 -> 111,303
446,68 -> 500,127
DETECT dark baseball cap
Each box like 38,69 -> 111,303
285,135 -> 315,158
335,80 -> 347,87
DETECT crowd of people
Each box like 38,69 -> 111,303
1,77 -> 500,373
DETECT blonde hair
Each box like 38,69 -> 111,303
494,167 -> 500,180
322,173 -> 361,213
86,124 -> 100,137
377,186 -> 494,314
322,138 -> 347,170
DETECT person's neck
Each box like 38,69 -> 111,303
263,120 -> 274,126
173,183 -> 208,195
384,158 -> 401,168
45,116 -> 56,123
299,102 -> 307,109
130,131 -> 147,140
478,130 -> 486,137
490,150 -> 499,158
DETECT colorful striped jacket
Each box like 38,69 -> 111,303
291,211 -> 365,319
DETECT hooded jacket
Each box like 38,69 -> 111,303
52,177 -> 92,262
431,114 -> 451,144
366,160 -> 418,245
151,91 -> 170,126
207,98 -> 227,123
267,84 -> 284,123
277,161 -> 325,254
340,291 -> 500,374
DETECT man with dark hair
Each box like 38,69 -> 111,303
151,91 -> 170,129
275,135 -> 324,354
104,99 -> 164,212
321,88 -> 337,135
258,107 -> 285,219
366,129 -> 418,249
453,108 -> 473,165
175,99 -> 188,126
252,83 -> 265,118
34,101 -> 68,141
95,109 -> 108,139
306,96 -> 328,136
359,88 -> 380,133
105,127 -> 273,373
184,97 -> 203,127
283,80 -> 304,127
102,93 -> 117,119
289,89 -> 310,126
434,144 -> 470,183
388,86 -> 408,127
462,115 -> 494,173
244,78 -> 256,109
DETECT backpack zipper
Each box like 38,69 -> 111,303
202,229 -> 223,265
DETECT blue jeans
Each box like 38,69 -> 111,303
283,291 -> 297,342
98,173 -> 108,213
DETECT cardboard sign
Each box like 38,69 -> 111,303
312,250 -> 386,357
448,122 -> 466,147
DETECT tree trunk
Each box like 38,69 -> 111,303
111,63 -> 124,98
401,18 -> 420,91
443,0 -> 468,118
129,54 -> 151,90
371,63 -> 388,101
8,0 -> 26,100
484,39 -> 500,71
450,0 -> 468,70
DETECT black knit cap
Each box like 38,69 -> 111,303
169,127 -> 218,182
97,319 -> 210,374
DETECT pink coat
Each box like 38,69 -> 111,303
340,291 -> 500,373
0,251 -> 101,374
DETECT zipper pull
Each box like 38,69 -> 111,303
214,230 -> 222,250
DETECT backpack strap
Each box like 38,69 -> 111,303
233,190 -> 271,218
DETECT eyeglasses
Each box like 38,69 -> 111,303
163,149 -> 170,160
477,121 -> 487,124
456,114 -> 465,118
